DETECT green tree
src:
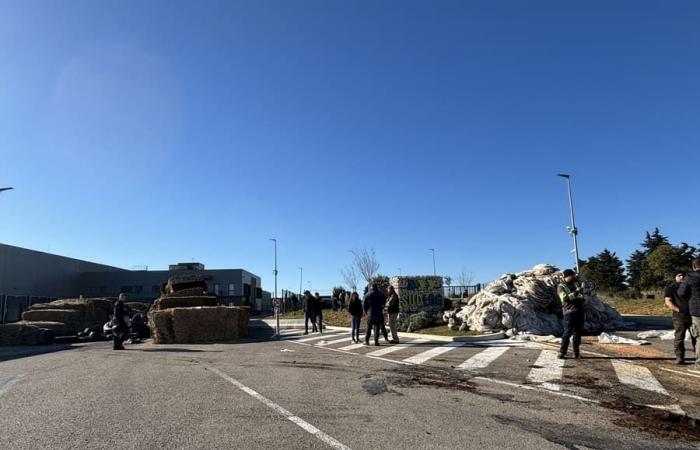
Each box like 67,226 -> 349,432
580,249 -> 626,292
642,228 -> 670,253
625,250 -> 647,290
647,245 -> 692,286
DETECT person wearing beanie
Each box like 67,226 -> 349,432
558,269 -> 586,359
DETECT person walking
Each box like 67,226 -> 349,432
557,269 -> 586,359
112,293 -> 127,350
303,291 -> 316,335
363,283 -> 388,346
314,292 -> 324,334
348,291 -> 363,343
665,270 -> 696,364
678,258 -> 700,368
386,285 -> 400,344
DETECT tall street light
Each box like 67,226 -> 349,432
0,187 -> 13,194
269,238 -> 278,338
298,267 -> 303,298
428,248 -> 436,276
557,173 -> 581,273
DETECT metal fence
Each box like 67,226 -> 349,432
443,284 -> 482,299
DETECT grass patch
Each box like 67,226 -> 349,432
598,293 -> 671,316
413,325 -> 483,337
277,309 -> 365,327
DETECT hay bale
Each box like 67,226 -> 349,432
236,306 -> 250,337
21,309 -> 84,334
14,321 -> 69,336
0,323 -> 55,346
152,296 -> 217,311
224,307 -> 240,339
149,310 -> 175,344
126,302 -> 150,314
172,307 -> 228,343
167,288 -> 207,298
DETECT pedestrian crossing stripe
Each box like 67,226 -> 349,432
526,350 -> 565,391
402,341 -> 469,365
457,346 -> 510,371
611,360 -> 669,396
316,337 -> 354,347
338,342 -> 365,351
295,332 -> 343,343
365,339 -> 430,357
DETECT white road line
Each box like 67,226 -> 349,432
660,367 -> 700,379
205,365 -> 351,450
294,332 -> 342,343
402,341 -> 468,365
365,339 -> 430,357
338,343 -> 365,351
0,375 -> 23,399
611,361 -> 669,395
281,329 -> 303,335
457,346 -> 510,371
526,350 -> 565,391
316,337 -> 354,347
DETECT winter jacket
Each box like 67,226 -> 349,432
386,293 -> 400,314
558,281 -> 585,315
348,298 -> 363,317
363,289 -> 386,324
678,271 -> 700,317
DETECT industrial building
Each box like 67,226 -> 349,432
0,243 -> 267,323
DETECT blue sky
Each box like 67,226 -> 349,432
1,1 -> 698,293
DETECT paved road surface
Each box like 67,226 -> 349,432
1,328 -> 699,449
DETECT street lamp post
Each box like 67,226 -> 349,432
269,238 -> 279,338
429,248 -> 436,276
557,174 -> 581,273
298,267 -> 303,300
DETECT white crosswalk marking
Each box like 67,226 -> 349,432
338,342 -> 365,351
402,341 -> 468,365
611,361 -> 669,395
365,339 -> 430,357
526,350 -> 565,391
316,337 -> 353,347
295,332 -> 342,343
457,346 -> 510,371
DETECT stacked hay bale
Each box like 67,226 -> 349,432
392,276 -> 444,332
444,264 -> 625,336
21,298 -> 113,336
0,322 -> 55,346
148,276 -> 249,344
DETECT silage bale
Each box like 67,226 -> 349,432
149,310 -> 175,344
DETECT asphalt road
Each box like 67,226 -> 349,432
1,327 -> 699,449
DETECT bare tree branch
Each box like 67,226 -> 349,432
340,265 -> 359,291
351,247 -> 380,283
456,268 -> 475,286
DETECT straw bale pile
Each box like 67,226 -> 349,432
13,321 -> 68,335
21,309 -> 84,333
152,296 -> 217,310
126,302 -> 150,314
21,298 -> 114,335
0,322 -> 55,346
149,310 -> 175,344
149,306 -> 249,344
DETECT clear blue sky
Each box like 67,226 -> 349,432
1,1 -> 698,293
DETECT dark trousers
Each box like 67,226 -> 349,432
559,311 -> 584,356
365,319 -> 388,344
113,324 -> 126,350
673,314 -> 696,359
305,311 -> 317,333
351,316 -> 361,341
316,310 -> 323,333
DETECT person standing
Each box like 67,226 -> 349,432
665,271 -> 696,364
112,293 -> 127,350
363,283 -> 388,346
348,291 -> 363,343
340,290 -> 347,310
386,285 -> 400,344
314,292 -> 324,334
303,291 -> 316,335
557,269 -> 586,359
678,258 -> 700,368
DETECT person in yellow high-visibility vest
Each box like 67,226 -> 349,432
558,269 -> 586,359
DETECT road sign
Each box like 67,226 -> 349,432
273,298 -> 282,308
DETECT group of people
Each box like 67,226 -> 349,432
303,291 -> 325,334
558,257 -> 700,367
302,284 -> 401,346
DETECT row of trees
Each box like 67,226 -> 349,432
580,228 -> 698,292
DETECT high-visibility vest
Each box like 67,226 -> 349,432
559,282 -> 585,303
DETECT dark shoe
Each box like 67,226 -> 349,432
303,332 -> 309,335
374,341 -> 380,346
557,353 -> 565,359
364,340 -> 369,346
574,353 -> 581,359
390,340 -> 399,344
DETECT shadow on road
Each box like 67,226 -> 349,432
0,344 -> 79,363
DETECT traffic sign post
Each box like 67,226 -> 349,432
273,298 -> 281,338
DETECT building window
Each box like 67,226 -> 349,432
228,283 -> 235,296
120,286 -> 133,294
152,285 -> 160,294
134,285 -> 144,294
214,284 -> 220,296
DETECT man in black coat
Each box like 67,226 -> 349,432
112,293 -> 127,350
363,283 -> 388,346
664,271 -> 695,364
303,291 -> 317,335
678,258 -> 700,368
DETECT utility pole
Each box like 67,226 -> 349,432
429,248 -> 436,276
298,267 -> 303,299
557,174 -> 581,273
269,238 -> 279,338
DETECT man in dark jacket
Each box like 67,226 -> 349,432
665,271 -> 696,364
557,269 -> 585,359
386,285 -> 400,344
314,292 -> 324,334
678,258 -> 700,368
112,293 -> 127,350
363,283 -> 388,346
303,291 -> 317,335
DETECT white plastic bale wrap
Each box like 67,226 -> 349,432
448,264 -> 625,335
